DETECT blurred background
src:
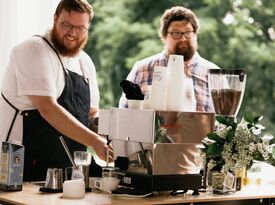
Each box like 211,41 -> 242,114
1,0 -> 275,133
86,0 -> 275,134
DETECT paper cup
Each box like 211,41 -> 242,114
127,100 -> 144,109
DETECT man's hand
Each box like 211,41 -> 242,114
92,135 -> 113,162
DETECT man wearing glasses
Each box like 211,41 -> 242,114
0,0 -> 112,181
119,6 -> 219,111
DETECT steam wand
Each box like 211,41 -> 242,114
59,136 -> 77,168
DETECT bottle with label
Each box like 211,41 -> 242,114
88,157 -> 102,189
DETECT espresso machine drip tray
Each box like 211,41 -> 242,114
116,170 -> 201,195
98,108 -> 215,195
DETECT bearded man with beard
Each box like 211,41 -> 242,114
119,6 -> 219,112
0,0 -> 112,181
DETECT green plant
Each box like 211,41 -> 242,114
202,114 -> 275,173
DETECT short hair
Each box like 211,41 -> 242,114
55,0 -> 94,22
159,6 -> 200,38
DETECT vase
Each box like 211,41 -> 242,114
207,170 -> 236,194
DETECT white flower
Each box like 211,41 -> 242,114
215,126 -> 232,139
251,127 -> 263,135
262,134 -> 274,141
258,116 -> 263,121
202,137 -> 216,145
208,159 -> 217,171
202,115 -> 273,173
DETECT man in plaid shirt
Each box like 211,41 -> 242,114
119,6 -> 219,111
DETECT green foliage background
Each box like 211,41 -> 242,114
85,0 -> 275,133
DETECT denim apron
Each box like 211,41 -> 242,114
1,36 -> 91,181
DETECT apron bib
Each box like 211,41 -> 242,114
2,36 -> 91,181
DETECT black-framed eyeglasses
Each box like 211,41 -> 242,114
61,22 -> 88,35
168,31 -> 195,40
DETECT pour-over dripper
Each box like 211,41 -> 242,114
208,69 -> 247,118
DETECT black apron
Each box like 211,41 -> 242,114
1,36 -> 91,181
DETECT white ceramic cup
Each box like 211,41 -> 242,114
127,99 -> 144,109
63,180 -> 85,199
94,178 -> 120,192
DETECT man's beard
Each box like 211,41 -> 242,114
174,41 -> 196,61
51,25 -> 88,57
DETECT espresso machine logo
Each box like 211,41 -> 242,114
160,124 -> 182,129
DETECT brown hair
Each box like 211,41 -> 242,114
55,0 -> 94,22
159,6 -> 199,38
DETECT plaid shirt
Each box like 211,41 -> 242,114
119,51 -> 219,112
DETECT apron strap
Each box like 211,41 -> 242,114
1,93 -> 19,142
79,59 -> 89,84
34,35 -> 68,75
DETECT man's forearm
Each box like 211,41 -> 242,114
28,95 -> 101,147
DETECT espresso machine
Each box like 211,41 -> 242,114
98,108 -> 215,195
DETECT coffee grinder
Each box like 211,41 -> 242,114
208,69 -> 247,120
